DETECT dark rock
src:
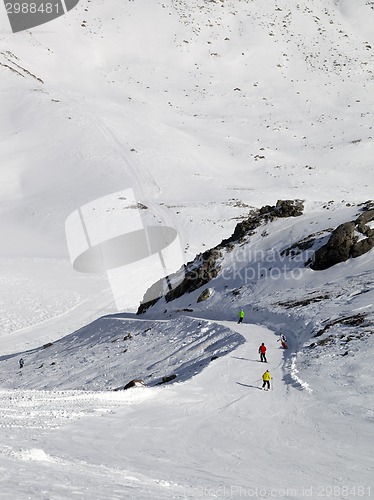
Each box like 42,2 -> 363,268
197,288 -> 211,303
278,294 -> 329,308
355,208 -> 374,226
123,379 -> 146,390
313,313 -> 367,337
310,222 -> 357,270
356,223 -> 370,235
274,199 -> 304,217
310,207 -> 374,270
164,248 -> 221,304
156,374 -> 177,385
138,297 -> 161,315
351,236 -> 374,258
43,342 -> 53,349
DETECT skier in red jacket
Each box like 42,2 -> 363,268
259,343 -> 267,363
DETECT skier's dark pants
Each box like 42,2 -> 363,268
262,380 -> 270,390
238,318 -> 243,324
260,353 -> 267,362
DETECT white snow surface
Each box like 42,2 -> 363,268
0,0 -> 373,498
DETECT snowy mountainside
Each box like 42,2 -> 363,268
140,200 -> 374,394
1,0 -> 374,332
0,2 -> 373,498
0,201 -> 372,499
1,0 -> 374,260
2,200 -> 372,397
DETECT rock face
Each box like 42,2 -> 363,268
352,208 -> 374,258
310,203 -> 374,271
229,199 -> 304,243
310,222 -> 357,270
137,200 -> 304,314
351,237 -> 374,258
259,199 -> 304,219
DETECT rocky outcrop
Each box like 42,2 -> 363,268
259,199 -> 304,219
310,222 -> 357,270
356,208 -> 374,226
228,199 -> 303,244
353,208 -> 374,257
137,200 -> 304,314
310,203 -> 374,270
351,237 -> 374,258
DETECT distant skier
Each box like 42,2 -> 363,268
237,308 -> 245,324
19,358 -> 24,369
258,343 -> 267,362
277,334 -> 288,349
262,370 -> 272,390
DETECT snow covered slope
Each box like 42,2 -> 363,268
0,318 -> 372,499
0,199 -> 372,499
0,0 -> 373,498
1,0 -> 374,321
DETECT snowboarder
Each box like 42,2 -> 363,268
238,308 -> 245,324
19,358 -> 24,369
258,343 -> 267,362
262,370 -> 272,390
277,334 -> 288,349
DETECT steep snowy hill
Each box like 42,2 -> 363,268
0,1 -> 373,499
1,0 -> 374,323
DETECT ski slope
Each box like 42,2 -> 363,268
0,0 -> 373,498
0,318 -> 372,499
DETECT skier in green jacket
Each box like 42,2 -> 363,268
238,308 -> 245,324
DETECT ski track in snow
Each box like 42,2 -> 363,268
0,389 -> 126,430
289,354 -> 313,393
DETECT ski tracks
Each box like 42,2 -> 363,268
0,389 -> 127,430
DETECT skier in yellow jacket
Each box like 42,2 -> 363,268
262,370 -> 272,390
